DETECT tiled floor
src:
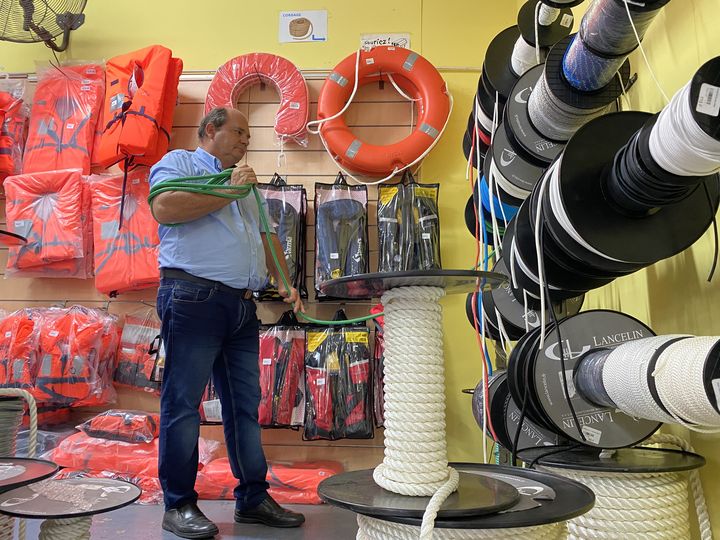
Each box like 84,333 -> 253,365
22,501 -> 360,540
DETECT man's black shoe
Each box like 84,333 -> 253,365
162,502 -> 219,539
234,496 -> 305,528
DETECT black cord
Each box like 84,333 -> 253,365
527,443 -> 581,470
538,205 -> 586,443
703,180 -> 719,283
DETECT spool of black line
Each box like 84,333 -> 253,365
522,310 -> 661,448
484,26 -> 522,102
554,111 -> 720,266
476,74 -> 502,125
539,0 -> 584,8
502,377 -> 563,452
517,0 -> 574,48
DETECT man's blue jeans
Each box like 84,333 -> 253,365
156,277 -> 269,511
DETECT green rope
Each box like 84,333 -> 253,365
148,170 -> 382,326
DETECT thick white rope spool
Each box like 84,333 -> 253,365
538,4 -> 561,26
601,336 -> 690,424
654,337 -> 720,432
356,513 -> 565,540
39,518 -> 91,540
649,82 -> 720,177
373,286 -> 459,540
0,388 -> 38,540
540,434 -> 712,540
511,37 -> 547,77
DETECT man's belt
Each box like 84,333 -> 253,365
160,268 -> 254,300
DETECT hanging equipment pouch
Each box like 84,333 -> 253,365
303,321 -> 373,441
258,320 -> 306,428
408,182 -> 441,270
377,184 -> 403,273
314,174 -> 369,299
256,176 -> 308,301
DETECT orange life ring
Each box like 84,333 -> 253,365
316,46 -> 451,177
205,53 -> 309,144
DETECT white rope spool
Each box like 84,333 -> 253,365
372,286 -> 458,540
510,37 -> 547,77
39,518 -> 91,540
356,513 -> 565,540
648,82 -> 720,177
540,435 -> 712,540
0,388 -> 38,540
654,337 -> 720,431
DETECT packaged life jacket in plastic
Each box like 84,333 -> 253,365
49,431 -> 220,477
0,79 -> 29,184
199,378 -> 222,423
4,169 -> 91,279
378,171 -> 441,272
304,315 -> 373,440
89,168 -> 160,295
258,311 -> 305,428
32,306 -> 119,407
0,309 -> 40,391
22,63 -> 105,175
53,468 -> 162,505
95,45 -> 183,169
77,410 -> 160,443
197,458 -> 343,504
114,308 -> 162,395
314,173 -> 369,300
255,174 -> 308,301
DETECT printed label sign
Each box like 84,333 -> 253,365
279,10 -> 327,43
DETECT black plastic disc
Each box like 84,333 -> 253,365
704,339 -> 720,414
506,65 -> 565,165
0,458 -> 58,492
499,377 -> 562,451
0,478 -> 141,519
559,112 -> 720,264
518,1 -> 574,47
544,34 -> 631,110
352,463 -> 595,529
531,310 -> 661,448
540,0 -> 584,7
317,469 -> 520,519
492,121 -> 545,196
690,57 -> 720,140
518,446 -> 706,473
484,26 -> 522,101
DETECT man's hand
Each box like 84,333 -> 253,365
279,285 -> 305,314
230,164 -> 258,191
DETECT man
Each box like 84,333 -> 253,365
149,107 -> 305,539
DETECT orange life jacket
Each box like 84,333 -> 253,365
78,410 -> 160,443
4,169 -> 85,273
0,309 -> 40,390
0,91 -> 27,183
32,307 -> 108,406
114,310 -> 161,394
74,311 -> 120,408
88,168 -> 160,295
95,45 -> 183,169
22,64 -> 104,175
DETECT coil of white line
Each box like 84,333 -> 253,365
490,158 -> 532,201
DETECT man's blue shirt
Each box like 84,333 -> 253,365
149,147 -> 271,290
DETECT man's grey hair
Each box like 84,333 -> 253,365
198,107 -> 229,140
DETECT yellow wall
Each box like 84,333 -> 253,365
1,0 -> 719,534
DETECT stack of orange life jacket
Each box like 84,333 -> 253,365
4,168 -> 91,278
113,309 -> 161,395
0,309 -> 40,391
32,306 -> 119,407
95,45 -> 182,170
89,168 -> 160,295
0,82 -> 28,184
22,63 -> 105,175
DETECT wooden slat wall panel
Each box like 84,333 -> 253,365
0,74 -> 415,467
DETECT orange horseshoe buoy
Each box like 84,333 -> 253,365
315,46 -> 451,178
205,53 -> 309,144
